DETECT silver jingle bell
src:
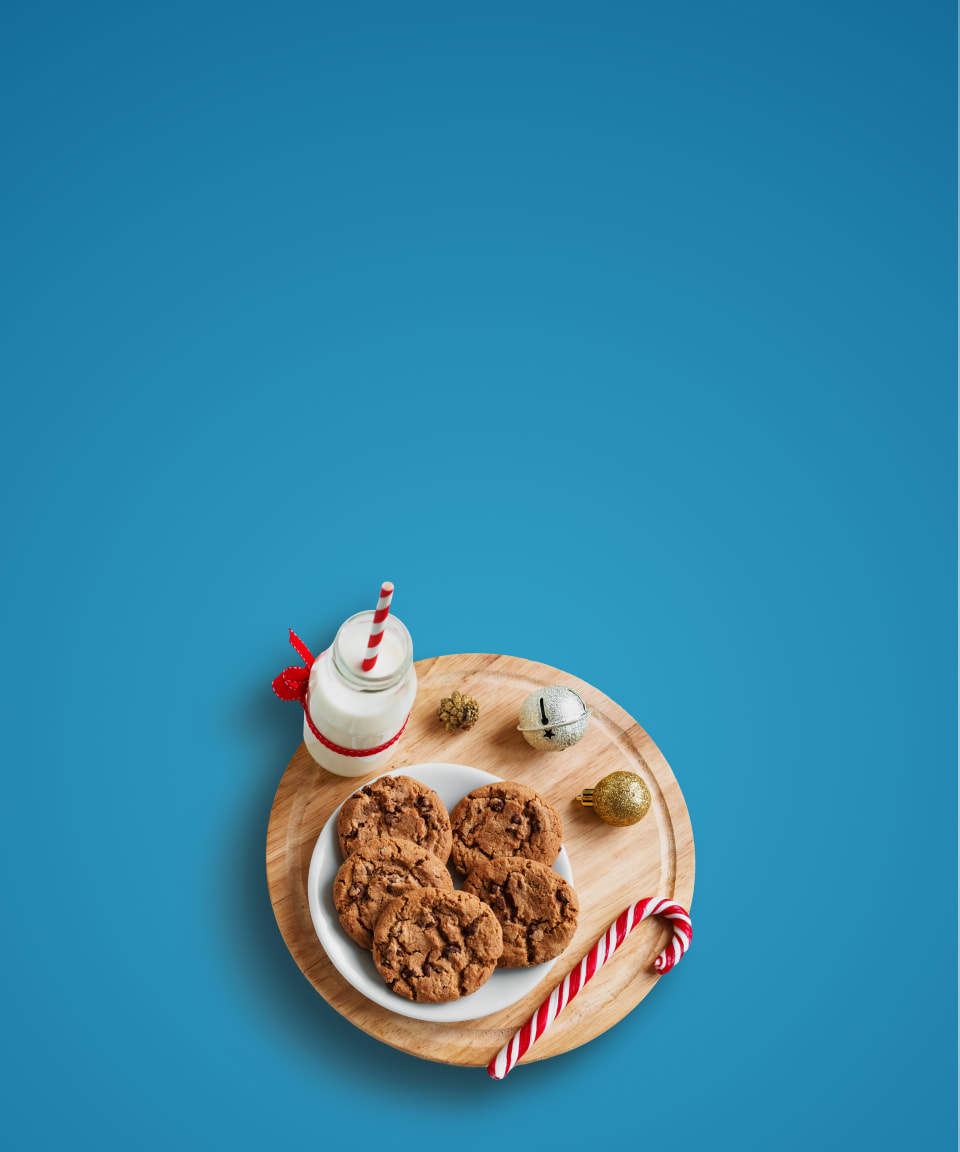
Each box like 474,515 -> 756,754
517,685 -> 592,751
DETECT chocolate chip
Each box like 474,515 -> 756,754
383,813 -> 399,825
416,797 -> 432,812
349,884 -> 366,901
422,962 -> 433,976
361,786 -> 373,796
531,819 -> 542,832
463,923 -> 478,937
443,943 -> 462,956
401,966 -> 415,979
509,814 -> 521,824
493,895 -> 507,912
490,798 -> 505,813
556,891 -> 569,904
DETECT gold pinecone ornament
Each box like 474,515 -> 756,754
437,690 -> 480,732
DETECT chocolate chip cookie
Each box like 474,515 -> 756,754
448,781 -> 563,875
337,774 -> 452,863
332,836 -> 454,950
372,889 -> 503,1003
462,857 -> 579,967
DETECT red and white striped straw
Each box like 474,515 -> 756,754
487,896 -> 692,1080
361,582 -> 394,672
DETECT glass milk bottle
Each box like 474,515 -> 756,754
303,611 -> 417,776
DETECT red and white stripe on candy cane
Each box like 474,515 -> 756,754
487,896 -> 692,1080
361,582 -> 394,672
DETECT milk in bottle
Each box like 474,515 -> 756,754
303,611 -> 416,776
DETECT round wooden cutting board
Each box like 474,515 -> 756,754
266,653 -> 695,1068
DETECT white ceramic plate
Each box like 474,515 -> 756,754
307,763 -> 574,1022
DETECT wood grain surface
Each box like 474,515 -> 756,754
266,653 -> 695,1068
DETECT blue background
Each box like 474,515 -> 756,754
2,2 -> 955,1148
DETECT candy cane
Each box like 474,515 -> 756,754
487,897 -> 692,1080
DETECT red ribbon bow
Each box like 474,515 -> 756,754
271,627 -> 410,758
271,630 -> 315,702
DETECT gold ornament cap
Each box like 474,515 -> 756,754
576,771 -> 651,826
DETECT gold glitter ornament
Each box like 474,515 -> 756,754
576,771 -> 651,826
